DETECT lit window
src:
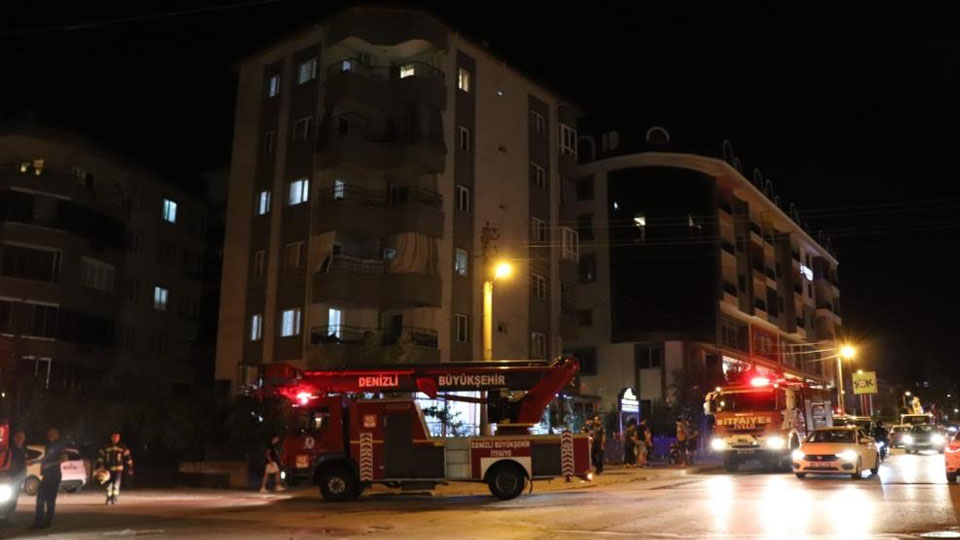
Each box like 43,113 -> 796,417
153,286 -> 169,311
80,257 -> 115,292
340,59 -> 352,72
294,116 -> 313,141
281,308 -> 302,337
531,163 -> 546,188
263,131 -> 275,155
267,74 -> 280,97
162,199 -> 178,223
400,64 -> 416,79
455,313 -> 469,343
559,123 -> 577,157
284,242 -> 304,269
328,308 -> 342,339
532,273 -> 546,299
458,125 -> 471,152
256,190 -> 271,215
253,250 -> 265,276
455,248 -> 469,276
250,314 -> 263,341
458,67 -> 471,92
531,332 -> 546,358
456,185 -> 470,212
288,178 -> 309,205
531,111 -> 545,134
298,58 -> 317,84
333,179 -> 346,200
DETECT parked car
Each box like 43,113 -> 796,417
903,424 -> 947,454
890,425 -> 911,448
946,431 -> 960,483
792,426 -> 880,479
23,445 -> 89,496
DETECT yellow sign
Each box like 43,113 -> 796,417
852,371 -> 877,395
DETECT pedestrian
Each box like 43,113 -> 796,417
675,420 -> 688,465
591,416 -> 606,474
623,420 -> 637,466
0,430 -> 28,523
259,434 -> 286,493
637,419 -> 650,467
31,427 -> 65,529
687,422 -> 700,464
96,431 -> 134,505
643,419 -> 653,466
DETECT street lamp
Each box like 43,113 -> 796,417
480,260 -> 512,436
903,391 -> 912,410
835,344 -> 856,416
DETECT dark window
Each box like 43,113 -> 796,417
0,244 -> 60,282
156,241 -> 177,265
578,213 -> 594,240
576,177 -> 594,201
572,348 -> 597,376
577,309 -> 593,327
579,255 -> 596,283
635,345 -> 662,369
767,288 -> 779,317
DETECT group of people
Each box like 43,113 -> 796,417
0,426 -> 133,530
623,418 -> 653,467
674,419 -> 700,464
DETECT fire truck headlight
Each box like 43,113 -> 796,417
711,438 -> 727,451
791,449 -> 805,461
903,435 -> 914,445
280,470 -> 287,480
765,436 -> 785,449
0,484 -> 12,503
837,450 -> 858,462
932,434 -> 946,446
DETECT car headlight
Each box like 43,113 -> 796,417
903,435 -> 914,445
932,434 -> 946,445
837,450 -> 858,462
0,484 -> 12,503
711,438 -> 727,451
765,436 -> 785,449
280,470 -> 287,480
791,449 -> 805,461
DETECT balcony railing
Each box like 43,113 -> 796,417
325,112 -> 443,148
816,302 -> 834,311
317,184 -> 442,209
327,58 -> 444,82
765,268 -> 776,280
755,299 -> 767,311
718,199 -> 733,214
750,222 -> 762,235
310,325 -> 439,348
722,281 -> 738,296
320,253 -> 438,277
720,241 -> 736,255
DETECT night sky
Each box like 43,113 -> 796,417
3,2 -> 959,383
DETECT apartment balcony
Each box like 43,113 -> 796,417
314,185 -> 443,238
318,113 -> 446,174
312,254 -> 441,309
307,324 -> 439,367
816,302 -> 842,321
765,267 -> 776,280
326,59 -> 446,110
720,241 -> 736,256
327,8 -> 448,50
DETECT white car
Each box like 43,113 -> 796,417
792,426 -> 880,479
23,445 -> 89,496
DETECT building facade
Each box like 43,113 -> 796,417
0,123 -> 210,396
569,140 -> 842,413
216,7 -> 581,392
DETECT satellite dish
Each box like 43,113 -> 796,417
753,168 -> 764,187
732,157 -> 743,173
764,179 -> 776,199
722,140 -> 735,163
645,126 -> 670,144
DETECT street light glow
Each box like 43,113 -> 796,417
494,261 -> 513,280
840,345 -> 856,359
905,391 -> 912,396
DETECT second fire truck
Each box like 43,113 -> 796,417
261,357 -> 592,501
704,374 -> 833,472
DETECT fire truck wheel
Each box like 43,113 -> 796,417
487,463 -> 527,500
318,465 -> 358,502
23,476 -> 40,496
723,455 -> 738,472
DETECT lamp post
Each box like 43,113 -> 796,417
836,344 -> 856,416
903,391 -> 912,411
480,260 -> 512,435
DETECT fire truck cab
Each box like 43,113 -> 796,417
705,374 -> 832,472
264,358 -> 593,501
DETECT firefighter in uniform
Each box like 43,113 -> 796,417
95,432 -> 134,505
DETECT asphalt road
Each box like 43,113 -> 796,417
2,450 -> 958,539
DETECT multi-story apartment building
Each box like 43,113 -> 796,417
568,131 -> 842,413
0,123 -> 210,396
216,7 -> 581,392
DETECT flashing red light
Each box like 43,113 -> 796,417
750,377 -> 771,387
296,391 -> 312,405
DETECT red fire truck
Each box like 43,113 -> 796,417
704,374 -> 832,472
261,357 -> 592,501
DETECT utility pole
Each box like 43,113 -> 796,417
479,223 -> 499,436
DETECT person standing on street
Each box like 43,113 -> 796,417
96,432 -> 134,505
259,434 -> 286,493
591,416 -> 606,474
623,420 -> 637,467
32,427 -> 65,529
637,419 -> 650,468
675,420 -> 688,465
0,430 -> 28,523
